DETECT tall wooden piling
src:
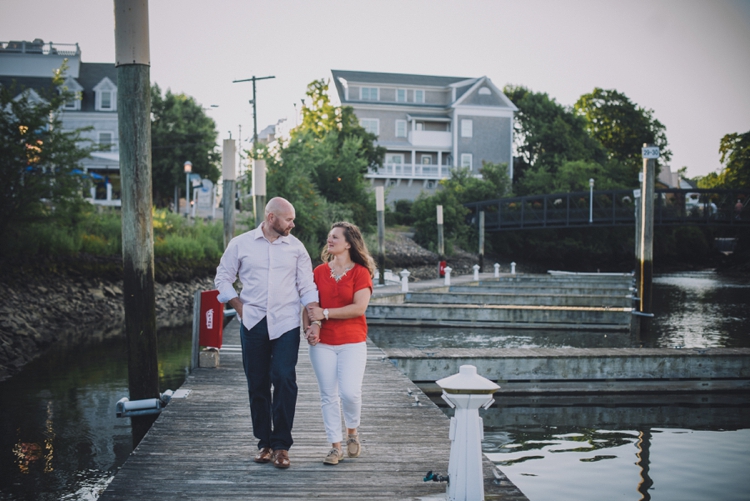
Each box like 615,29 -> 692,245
437,205 -> 444,278
222,139 -> 236,248
253,159 -> 266,227
375,186 -> 385,285
638,144 -> 657,314
478,210 -> 485,272
114,0 -> 158,444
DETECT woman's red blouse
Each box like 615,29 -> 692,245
313,263 -> 373,345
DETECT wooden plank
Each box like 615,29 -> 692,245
100,317 -> 527,500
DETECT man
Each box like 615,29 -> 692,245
215,197 -> 320,469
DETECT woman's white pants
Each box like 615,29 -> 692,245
309,341 -> 367,444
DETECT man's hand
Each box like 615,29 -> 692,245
305,323 -> 320,345
228,297 -> 243,319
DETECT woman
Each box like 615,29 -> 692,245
305,221 -> 374,465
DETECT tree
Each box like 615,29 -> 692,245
0,63 -> 94,243
259,79 -> 385,251
411,163 -> 511,251
150,84 -> 220,208
718,130 -> 750,188
504,85 -> 607,194
574,88 -> 671,181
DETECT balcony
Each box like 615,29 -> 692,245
367,163 -> 452,179
408,130 -> 452,149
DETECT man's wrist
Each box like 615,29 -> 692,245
311,320 -> 322,327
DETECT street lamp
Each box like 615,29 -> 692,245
184,161 -> 192,217
589,178 -> 595,223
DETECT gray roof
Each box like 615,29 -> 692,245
331,70 -> 474,101
0,62 -> 117,112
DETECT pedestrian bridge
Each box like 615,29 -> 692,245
465,188 -> 749,232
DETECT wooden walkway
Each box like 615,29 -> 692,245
100,312 -> 527,500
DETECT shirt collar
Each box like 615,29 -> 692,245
254,223 -> 290,244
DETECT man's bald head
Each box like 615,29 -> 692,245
265,197 -> 294,218
264,197 -> 296,238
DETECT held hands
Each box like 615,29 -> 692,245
305,323 -> 320,346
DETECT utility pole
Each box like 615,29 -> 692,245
114,0 -> 158,446
232,75 -> 275,149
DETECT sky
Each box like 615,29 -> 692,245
2,0 -> 749,179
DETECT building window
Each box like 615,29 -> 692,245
395,120 -> 407,138
361,87 -> 378,101
461,153 -> 473,169
461,119 -> 473,138
63,92 -> 81,110
421,155 -> 432,165
360,119 -> 379,135
100,91 -> 113,110
99,132 -> 113,150
386,154 -> 404,164
479,86 -> 491,95
396,89 -> 407,102
414,90 -> 424,103
415,122 -> 424,131
425,180 -> 436,189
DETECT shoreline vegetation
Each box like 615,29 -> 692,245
0,204 -> 750,381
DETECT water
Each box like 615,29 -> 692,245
0,326 -> 193,501
0,271 -> 748,500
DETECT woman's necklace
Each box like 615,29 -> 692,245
329,262 -> 353,282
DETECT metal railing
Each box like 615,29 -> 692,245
368,163 -> 453,179
465,189 -> 750,231
0,40 -> 80,56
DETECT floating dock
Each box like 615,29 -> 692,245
99,313 -> 527,500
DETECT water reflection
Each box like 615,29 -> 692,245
0,324 -> 192,501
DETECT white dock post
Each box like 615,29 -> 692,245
437,365 -> 500,501
444,266 -> 452,286
493,263 -> 500,278
400,269 -> 410,292
472,264 -> 480,281
511,262 -> 516,275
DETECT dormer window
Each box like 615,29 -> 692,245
59,76 -> 83,111
93,77 -> 117,112
479,86 -> 491,95
414,90 -> 424,103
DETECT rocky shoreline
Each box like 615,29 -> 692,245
0,233 -> 487,383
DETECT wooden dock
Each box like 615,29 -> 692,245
100,310 -> 527,500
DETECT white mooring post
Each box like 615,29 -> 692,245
510,262 -> 516,275
494,263 -> 500,278
437,365 -> 500,501
443,266 -> 452,286
472,264 -> 480,281
400,269 -> 410,292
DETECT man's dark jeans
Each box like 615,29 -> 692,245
240,317 -> 300,452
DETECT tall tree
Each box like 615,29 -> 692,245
574,88 -> 671,181
504,85 -> 606,195
0,64 -> 94,242
150,84 -> 220,207
718,130 -> 750,188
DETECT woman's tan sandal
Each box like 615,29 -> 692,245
346,434 -> 361,458
324,447 -> 344,465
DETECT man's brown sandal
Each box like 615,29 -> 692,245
272,449 -> 290,469
253,447 -> 273,463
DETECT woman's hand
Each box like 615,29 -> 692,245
305,323 -> 321,346
307,305 -> 325,322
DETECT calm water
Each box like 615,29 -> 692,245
0,271 -> 748,500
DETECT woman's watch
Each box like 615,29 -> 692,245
323,308 -> 329,321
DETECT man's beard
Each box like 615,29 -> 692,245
273,220 -> 291,236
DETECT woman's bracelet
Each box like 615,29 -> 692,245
311,320 -> 322,327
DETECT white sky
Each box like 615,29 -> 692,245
2,0 -> 749,179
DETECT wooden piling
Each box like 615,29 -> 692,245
115,0 -> 159,443
638,144 -> 655,314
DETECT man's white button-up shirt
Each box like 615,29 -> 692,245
214,226 -> 319,340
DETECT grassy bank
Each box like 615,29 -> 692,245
0,206 -> 231,283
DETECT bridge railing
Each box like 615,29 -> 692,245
465,189 -> 750,231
